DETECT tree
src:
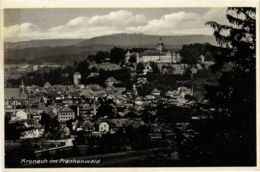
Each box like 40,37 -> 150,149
179,43 -> 208,64
95,51 -> 106,63
96,103 -> 116,118
110,47 -> 126,64
129,55 -> 136,63
189,7 -> 256,165
150,62 -> 160,74
136,63 -> 145,74
40,112 -> 51,132
5,120 -> 25,140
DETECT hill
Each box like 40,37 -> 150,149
76,33 -> 216,48
5,39 -> 84,49
4,33 -> 217,64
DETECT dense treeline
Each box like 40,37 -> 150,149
178,43 -> 214,64
181,7 -> 256,166
6,43 -> 216,88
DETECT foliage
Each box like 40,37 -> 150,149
96,102 -> 117,118
110,47 -> 126,64
179,43 -> 214,64
136,63 -> 145,74
188,7 -> 256,165
146,73 -> 190,91
95,51 -> 110,63
150,62 -> 160,74
128,55 -> 137,63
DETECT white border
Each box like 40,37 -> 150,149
0,0 -> 259,172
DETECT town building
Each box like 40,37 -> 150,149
105,77 -> 118,87
58,106 -> 75,122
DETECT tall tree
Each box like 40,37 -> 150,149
190,7 -> 256,165
110,47 -> 126,64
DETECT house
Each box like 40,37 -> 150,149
87,72 -> 100,78
11,110 -> 28,121
137,76 -> 148,85
20,119 -> 44,139
82,120 -> 95,132
79,104 -> 97,119
177,87 -> 193,97
80,89 -> 96,98
135,97 -> 144,106
4,88 -> 29,107
43,106 -> 59,116
145,95 -> 156,100
165,90 -> 178,98
98,118 -> 145,134
148,133 -> 163,140
99,121 -> 111,133
28,96 -> 42,108
58,106 -> 75,122
44,82 -> 51,89
105,77 -> 118,87
17,65 -> 32,72
71,91 -> 80,99
151,88 -> 161,96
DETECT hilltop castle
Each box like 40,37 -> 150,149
125,38 -> 182,64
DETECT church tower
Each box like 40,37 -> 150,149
19,79 -> 25,94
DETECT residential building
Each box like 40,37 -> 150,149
58,106 -> 75,122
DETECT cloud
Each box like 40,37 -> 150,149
4,9 -> 228,42
87,10 -> 147,27
4,22 -> 42,42
127,11 -> 205,35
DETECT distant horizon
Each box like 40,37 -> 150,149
5,32 -> 214,43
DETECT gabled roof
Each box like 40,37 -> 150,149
59,106 -> 74,113
106,77 -> 117,82
44,82 -> 51,86
151,88 -> 160,93
74,72 -> 81,76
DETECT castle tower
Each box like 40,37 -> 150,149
156,38 -> 164,52
125,50 -> 131,63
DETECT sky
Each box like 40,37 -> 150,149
4,8 -> 228,42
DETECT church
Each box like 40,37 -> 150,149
125,38 -> 182,64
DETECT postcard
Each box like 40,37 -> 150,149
1,0 -> 259,171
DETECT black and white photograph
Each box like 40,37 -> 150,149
3,5 -> 257,168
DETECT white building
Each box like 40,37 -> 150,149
99,122 -> 110,133
11,110 -> 28,121
58,106 -> 75,122
126,39 -> 182,64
